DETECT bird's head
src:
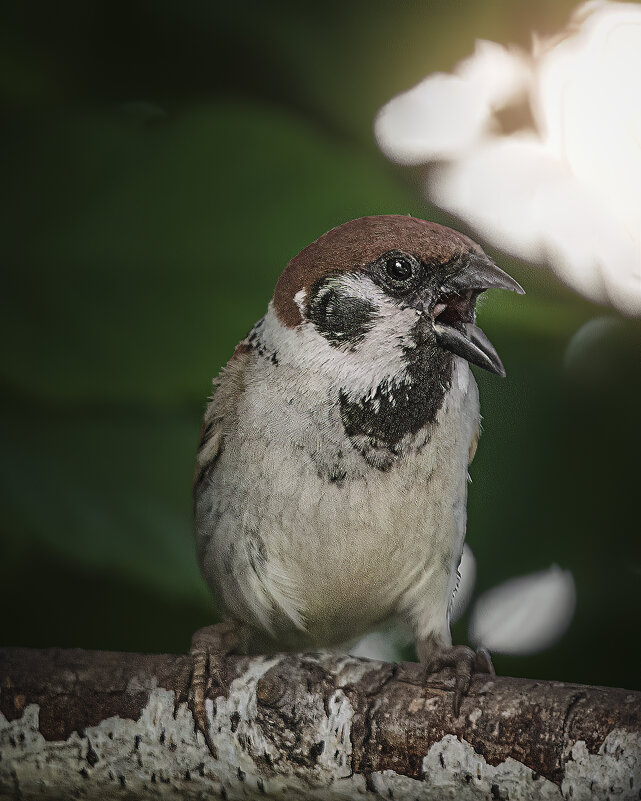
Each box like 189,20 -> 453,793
270,215 -> 523,380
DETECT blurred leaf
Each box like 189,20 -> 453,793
0,391 -> 207,605
0,2 -> 580,132
0,101 -> 419,405
0,541 -> 213,654
464,311 -> 641,689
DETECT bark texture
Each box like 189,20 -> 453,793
1,646 -> 640,800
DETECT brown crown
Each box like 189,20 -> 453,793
273,215 -> 484,328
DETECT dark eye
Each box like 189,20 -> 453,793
385,256 -> 413,280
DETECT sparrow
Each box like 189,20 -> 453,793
189,215 -> 523,755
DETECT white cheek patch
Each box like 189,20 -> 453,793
334,274 -> 421,397
293,288 -> 307,317
261,274 -> 422,400
333,273 -> 382,304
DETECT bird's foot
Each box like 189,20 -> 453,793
181,621 -> 243,758
417,636 -> 494,716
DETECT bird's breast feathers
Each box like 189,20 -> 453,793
195,326 -> 479,646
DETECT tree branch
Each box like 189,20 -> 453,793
1,646 -> 640,800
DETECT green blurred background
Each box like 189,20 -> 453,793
1,0 -> 640,691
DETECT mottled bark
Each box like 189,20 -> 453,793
1,646 -> 640,800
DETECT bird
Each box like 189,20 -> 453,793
189,214 -> 524,754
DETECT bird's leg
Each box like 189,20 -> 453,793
180,620 -> 247,758
417,634 -> 494,716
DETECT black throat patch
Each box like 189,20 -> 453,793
339,320 -> 453,469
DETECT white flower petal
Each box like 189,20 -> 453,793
468,565 -> 576,655
349,624 -> 413,663
375,40 -> 531,166
535,2 -> 641,267
377,0 -> 641,315
429,135 -> 555,260
348,631 -> 402,663
431,134 -> 641,312
450,543 -> 476,623
375,74 -> 490,165
456,39 -> 532,112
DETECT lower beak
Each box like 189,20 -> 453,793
434,321 -> 506,377
432,255 -> 524,377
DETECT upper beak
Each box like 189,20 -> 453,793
432,256 -> 524,377
447,255 -> 525,296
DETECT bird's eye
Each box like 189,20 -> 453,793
385,256 -> 413,281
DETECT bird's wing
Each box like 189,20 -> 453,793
193,340 -> 252,497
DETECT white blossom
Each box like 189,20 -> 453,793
376,1 -> 641,314
348,630 -> 406,662
468,565 -> 576,655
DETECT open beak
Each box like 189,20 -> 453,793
432,257 -> 524,377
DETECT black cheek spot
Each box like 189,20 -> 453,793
308,283 -> 377,349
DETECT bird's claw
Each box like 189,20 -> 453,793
419,640 -> 495,716
181,622 -> 242,758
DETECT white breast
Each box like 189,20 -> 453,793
197,357 -> 479,651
